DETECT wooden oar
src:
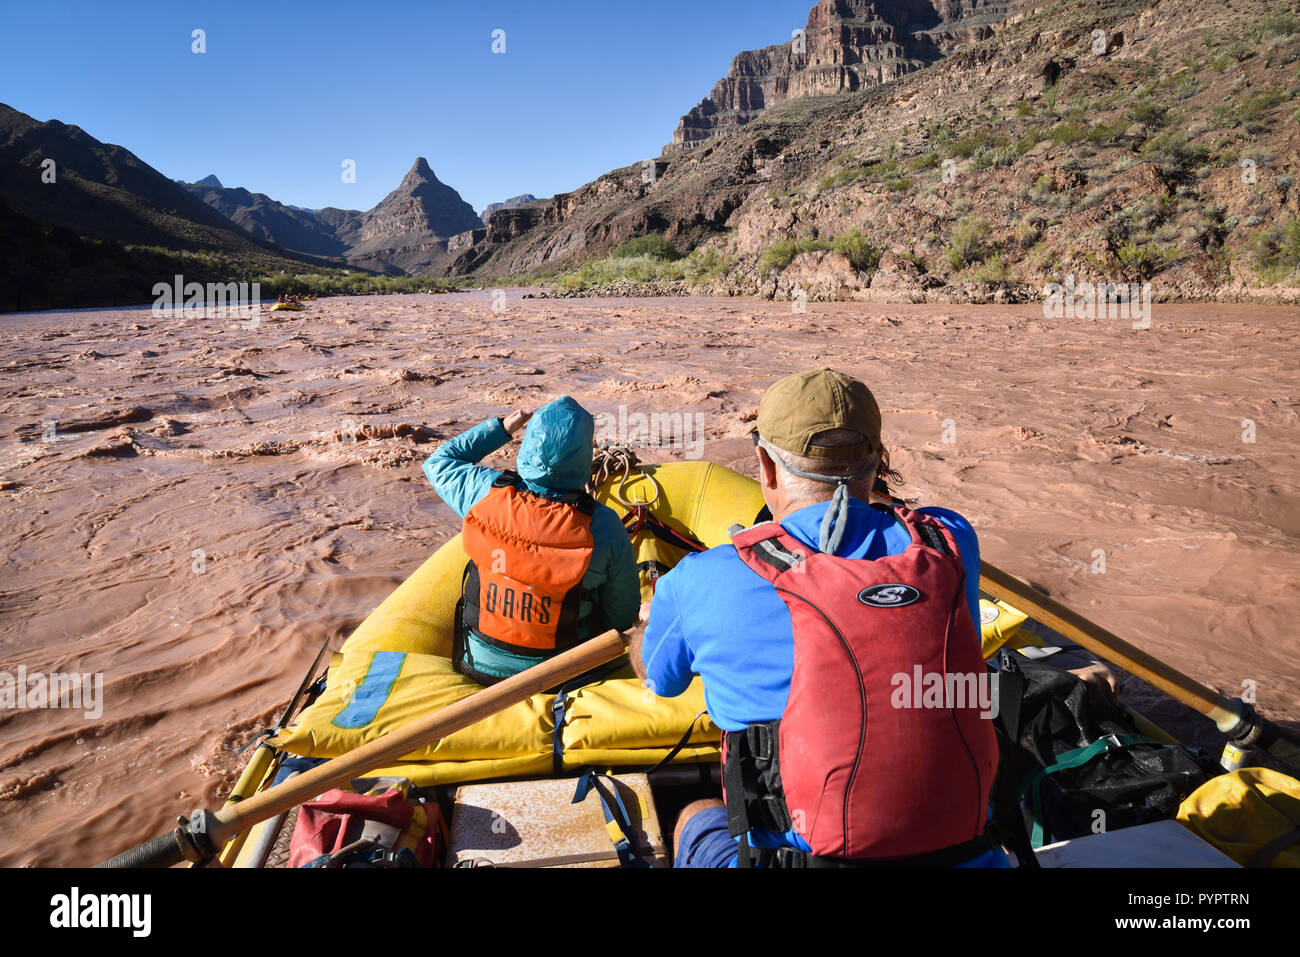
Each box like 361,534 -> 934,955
981,561 -> 1300,770
97,629 -> 628,868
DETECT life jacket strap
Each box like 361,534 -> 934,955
722,722 -> 792,857
786,831 -> 996,869
493,468 -> 596,515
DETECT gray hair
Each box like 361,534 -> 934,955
762,429 -> 878,503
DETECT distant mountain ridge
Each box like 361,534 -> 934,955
181,157 -> 482,273
0,103 -> 349,311
180,179 -> 349,257
0,103 -> 278,253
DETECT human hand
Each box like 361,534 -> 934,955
502,410 -> 532,437
1068,662 -> 1119,704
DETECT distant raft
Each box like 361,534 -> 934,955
270,302 -> 305,312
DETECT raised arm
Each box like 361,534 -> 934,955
422,411 -> 529,517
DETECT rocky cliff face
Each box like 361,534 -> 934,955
447,0 -> 1300,302
673,0 -> 1020,146
480,193 -> 538,225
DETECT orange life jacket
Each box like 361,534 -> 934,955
459,472 -> 598,668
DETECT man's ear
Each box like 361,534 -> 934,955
756,444 -> 778,490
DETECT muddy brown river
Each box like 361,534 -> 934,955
1,291 -> 1297,866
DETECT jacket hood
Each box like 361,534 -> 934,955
516,396 -> 594,493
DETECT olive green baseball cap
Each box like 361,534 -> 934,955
756,368 -> 881,462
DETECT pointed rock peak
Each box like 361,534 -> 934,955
195,173 -> 223,189
404,157 -> 438,184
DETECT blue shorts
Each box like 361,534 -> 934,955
673,806 -> 1012,868
673,806 -> 738,868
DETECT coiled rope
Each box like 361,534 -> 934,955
587,445 -> 661,508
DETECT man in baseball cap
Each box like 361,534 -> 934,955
630,368 -> 1000,868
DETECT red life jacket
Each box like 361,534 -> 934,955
458,472 -> 598,679
723,506 -> 1000,866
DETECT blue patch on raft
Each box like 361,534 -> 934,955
331,651 -> 406,729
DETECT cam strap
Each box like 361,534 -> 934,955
550,659 -> 627,774
640,711 -> 708,776
1019,733 -> 1160,848
622,506 -> 707,553
572,771 -> 652,868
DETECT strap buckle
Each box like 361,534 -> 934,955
774,847 -> 808,868
747,723 -> 773,761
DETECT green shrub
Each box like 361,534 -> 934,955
759,237 -> 832,273
818,154 -> 904,192
927,121 -> 954,147
971,143 -> 1021,170
972,255 -> 1011,283
949,129 -> 1007,158
832,228 -> 881,272
908,151 -> 941,171
945,217 -> 992,270
1015,222 -> 1042,247
1139,131 -> 1209,176
1113,240 -> 1172,279
1128,99 -> 1166,124
1238,88 -> 1286,132
1015,132 -> 1043,155
1250,218 -> 1300,283
683,246 -> 734,281
1048,121 -> 1091,146
1086,118 -> 1130,144
610,234 -> 682,261
1254,14 -> 1297,41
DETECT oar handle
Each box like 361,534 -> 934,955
979,561 -> 1247,732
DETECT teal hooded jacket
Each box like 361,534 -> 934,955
422,397 -> 640,674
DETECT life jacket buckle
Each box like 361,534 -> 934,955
747,723 -> 773,761
774,847 -> 807,868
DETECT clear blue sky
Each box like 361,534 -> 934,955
0,0 -> 811,214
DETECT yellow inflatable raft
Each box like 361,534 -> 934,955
226,460 -> 1040,866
